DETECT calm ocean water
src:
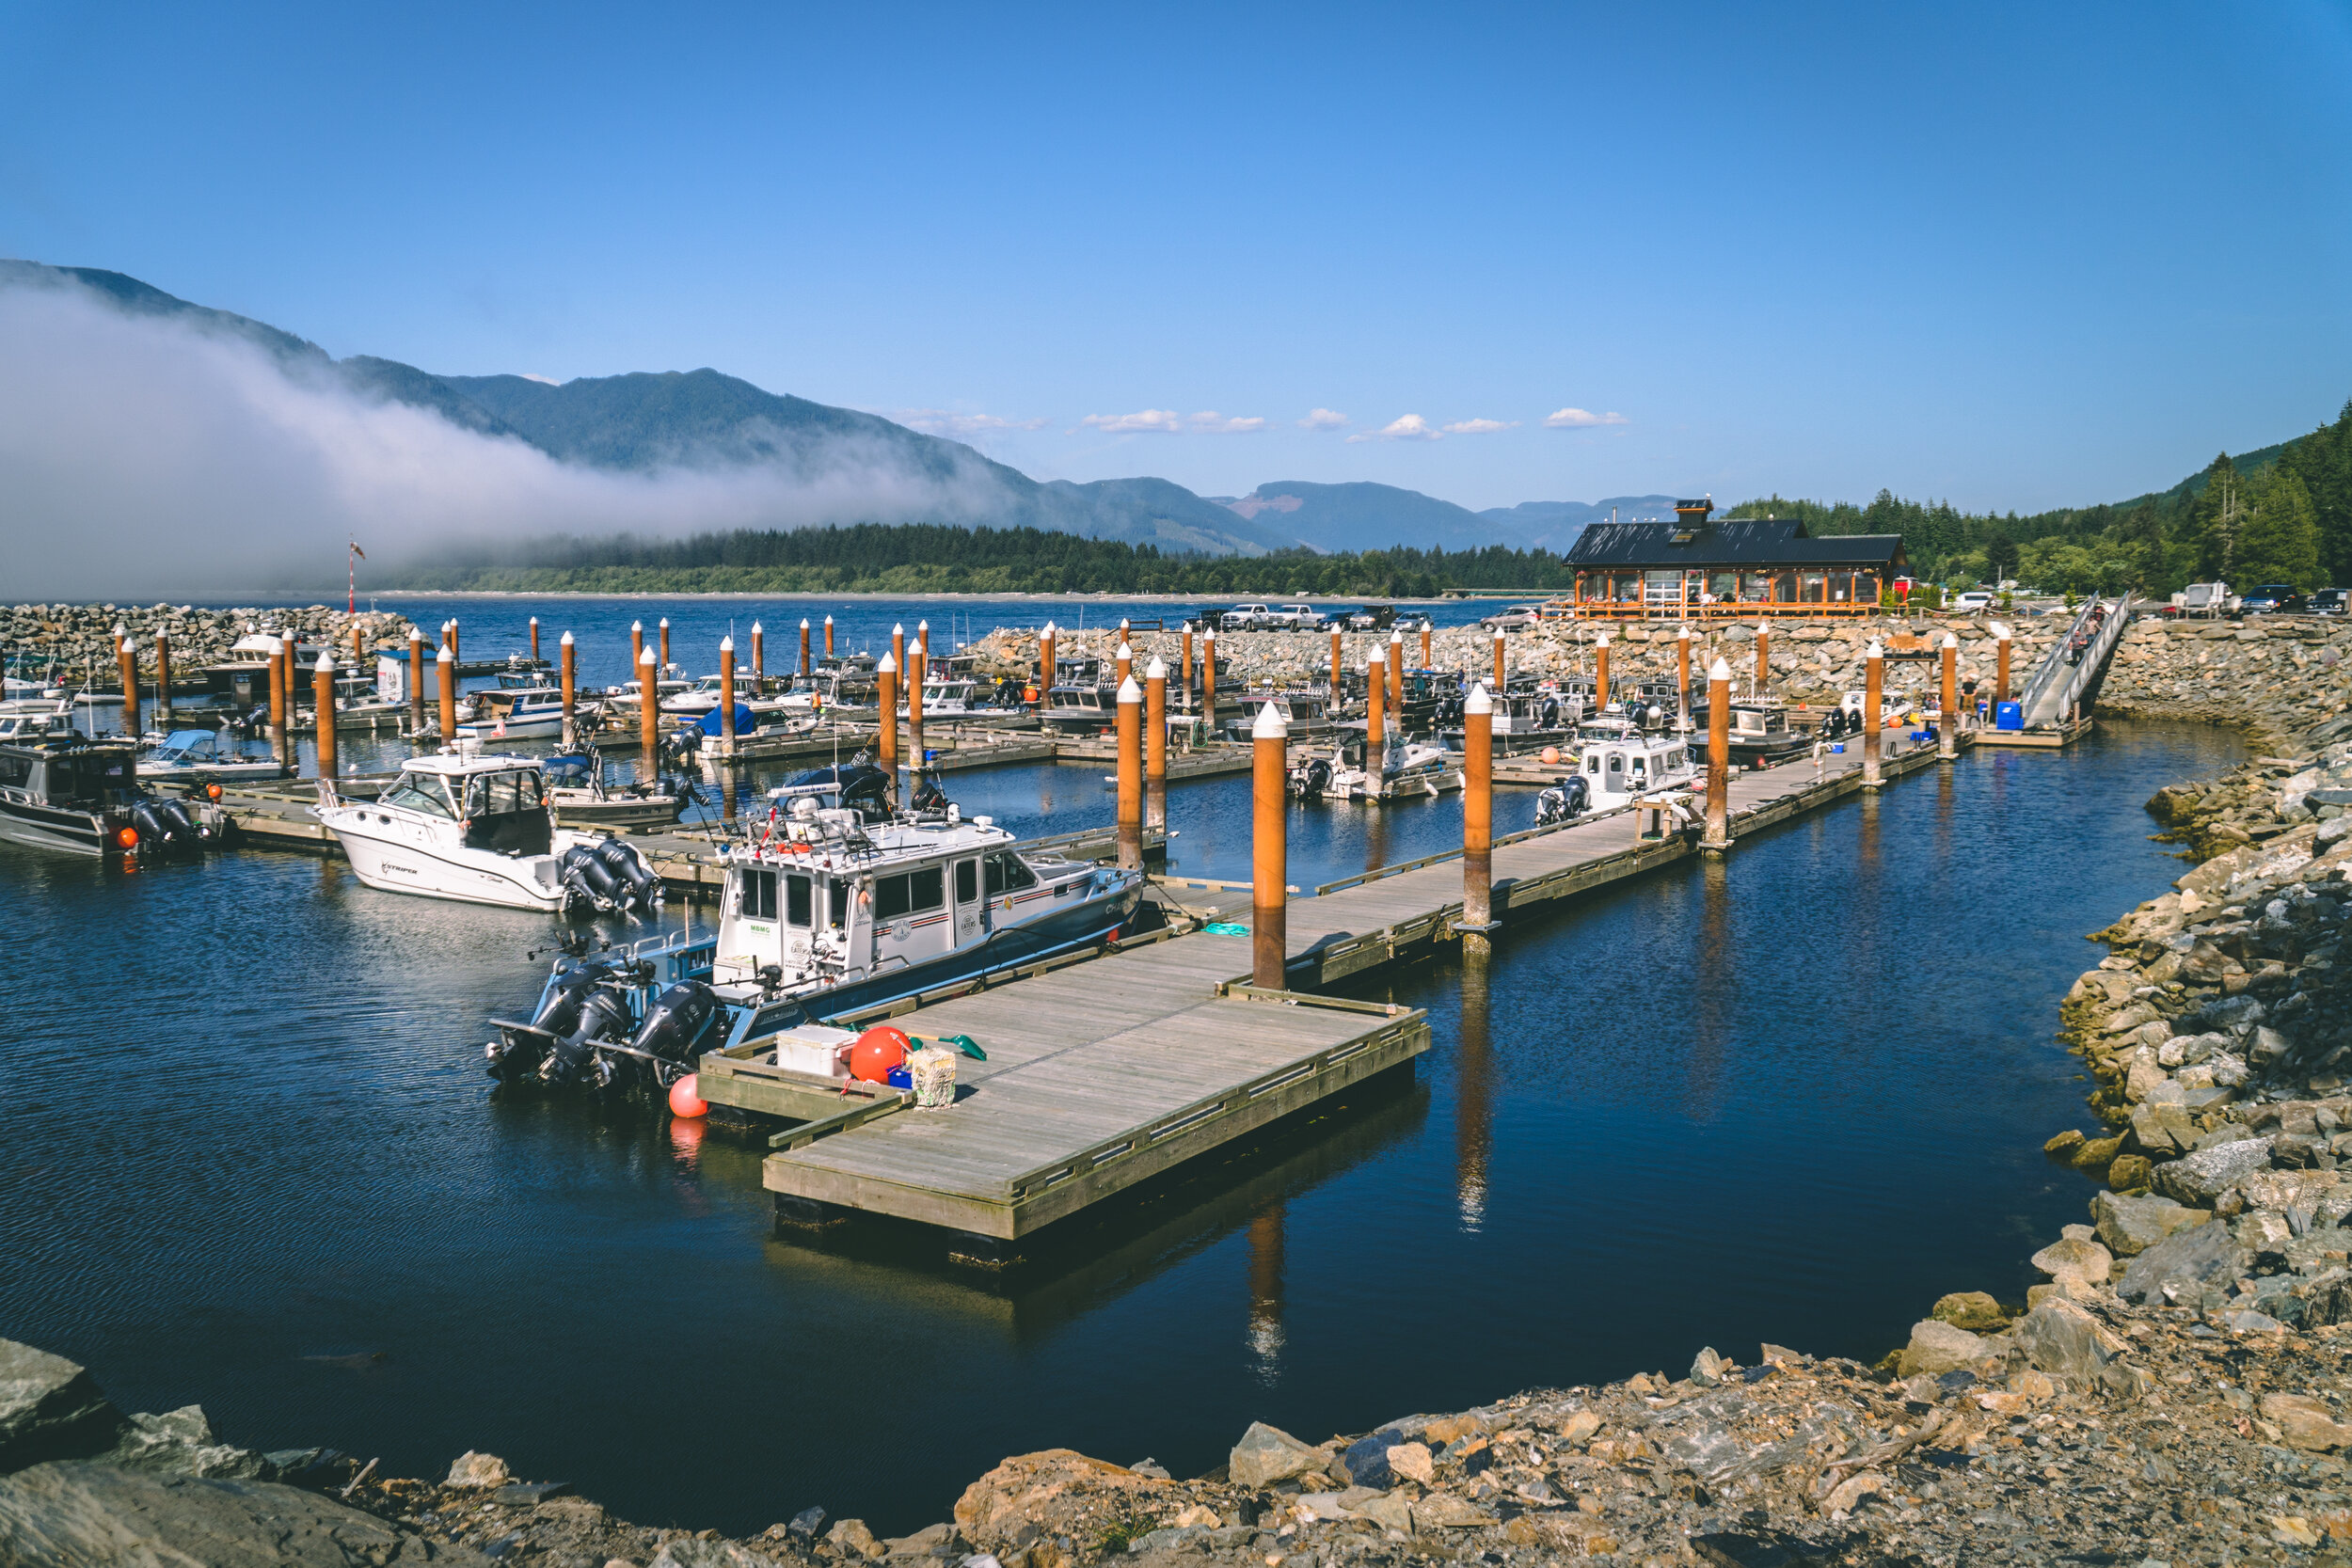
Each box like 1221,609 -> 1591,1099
0,598 -> 2238,1535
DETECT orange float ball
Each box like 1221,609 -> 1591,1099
1540,746 -> 1561,765
850,1025 -> 912,1084
668,1073 -> 708,1118
116,826 -> 139,849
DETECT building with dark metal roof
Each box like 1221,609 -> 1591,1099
1557,502 -> 1905,619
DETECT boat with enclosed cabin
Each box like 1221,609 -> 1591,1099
0,734 -> 229,859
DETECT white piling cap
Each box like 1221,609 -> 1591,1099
825,613 -> 834,625
1116,640 -> 1133,659
1042,620 -> 1055,634
1597,632 -> 1612,647
1464,682 -> 1492,714
1493,625 -> 1505,639
529,615 -> 538,626
315,651 -> 335,672
878,652 -> 898,673
560,630 -> 573,645
114,622 -> 126,636
1942,631 -> 1959,648
120,638 -> 137,656
1866,639 -> 1883,657
1368,646 -> 1386,665
721,636 -> 735,652
918,619 -> 930,632
1203,625 -> 1215,638
751,621 -> 762,635
1391,627 -> 1403,641
632,619 -> 644,632
408,626 -> 422,641
1252,700 -> 1289,738
1679,625 -> 1692,640
1118,675 -> 1143,705
660,617 -> 670,628
437,645 -> 453,663
1146,655 -> 1168,678
1989,621 -> 2012,640
638,645 -> 656,665
800,617 -> 809,629
1709,657 -> 1731,680
893,622 -> 903,635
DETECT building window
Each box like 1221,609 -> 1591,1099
1802,572 -> 1827,604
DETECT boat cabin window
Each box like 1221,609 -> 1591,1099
47,752 -> 132,804
984,852 -> 1038,895
872,866 -> 946,921
0,752 -> 29,788
786,873 -> 812,927
829,879 -> 849,930
384,773 -> 456,818
1605,752 -> 1624,784
741,866 -> 778,920
463,769 -> 545,816
955,858 -> 977,905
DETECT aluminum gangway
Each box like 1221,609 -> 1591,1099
2017,593 -> 2138,728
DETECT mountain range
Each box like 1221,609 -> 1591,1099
0,259 -> 1658,559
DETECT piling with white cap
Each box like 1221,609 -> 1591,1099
1252,700 -> 1289,990
560,630 -> 577,746
719,636 -> 738,751
1145,655 -> 1168,831
1116,675 -> 1144,870
1940,632 -> 1959,760
313,652 -> 339,782
407,626 -> 425,734
637,646 -> 660,779
1864,640 -> 1884,788
437,644 -> 457,746
878,651 -> 900,807
1461,682 -> 1495,954
1703,657 -> 1732,850
1596,632 -> 1613,710
658,617 -> 671,672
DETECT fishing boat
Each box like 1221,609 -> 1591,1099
456,686 -> 568,740
135,727 -> 285,781
1217,691 -> 1333,742
773,657 -> 881,715
541,750 -> 691,830
1295,735 -> 1460,801
1685,700 -> 1809,766
310,748 -> 664,912
0,700 -> 82,744
484,780 -> 1146,1092
1437,687 -> 1581,752
1567,716 -> 1702,811
0,734 -> 231,860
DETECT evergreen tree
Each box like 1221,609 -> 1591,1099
2189,453 -> 2247,580
2235,470 -> 2323,589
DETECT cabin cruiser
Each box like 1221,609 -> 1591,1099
1293,735 -> 1459,801
0,734 -> 231,860
136,727 -> 284,781
310,749 -> 663,913
1684,701 -> 1808,766
457,685 -> 568,740
1437,687 -> 1581,752
1217,691 -> 1332,743
541,751 -> 691,830
484,783 -> 1146,1091
1570,717 -> 1701,811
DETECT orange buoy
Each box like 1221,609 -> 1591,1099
205,783 -> 224,800
1540,746 -> 1561,765
115,826 -> 139,849
668,1073 -> 708,1117
851,1025 -> 912,1083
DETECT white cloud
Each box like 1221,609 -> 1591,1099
1186,411 -> 1265,434
521,372 -> 559,386
1078,408 -> 1184,434
1344,413 -> 1442,444
1297,407 -> 1349,431
1441,418 -> 1519,436
892,407 -> 1051,437
1545,407 -> 1629,428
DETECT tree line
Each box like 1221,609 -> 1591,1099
1724,398 -> 2352,594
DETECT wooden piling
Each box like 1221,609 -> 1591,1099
529,616 -> 539,663
1366,648 -> 1386,753
630,620 -> 644,671
824,614 -> 834,658
559,631 -> 577,746
1421,623 -> 1432,669
1703,657 -> 1731,850
1183,625 -> 1195,696
878,653 -> 899,807
1038,622 -> 1056,708
1202,630 -> 1218,732
892,623 -> 905,681
1995,628 -> 2011,704
313,653 -> 338,782
153,627 -> 171,726
1145,655 -> 1168,831
436,646 -> 456,746
1939,633 -> 1958,759
1329,626 -> 1343,705
1252,701 -> 1289,990
752,622 -> 764,684
1116,675 -> 1143,871
267,636 -> 287,744
1115,640 -> 1133,689
1677,626 -> 1692,714
1388,629 -> 1404,724
1491,627 -> 1505,692
1461,682 -> 1493,955
637,646 -> 660,779
1756,626 -> 1770,695
800,618 -> 812,678
350,623 -> 364,671
449,619 -> 460,665
909,637 -> 927,764
407,627 -> 425,735
658,618 -> 671,673
117,634 -> 138,738
719,637 -> 738,751
1863,640 -> 1883,788
1596,634 -> 1612,711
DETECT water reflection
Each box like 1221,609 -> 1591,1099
1455,950 -> 1493,1233
1247,1204 -> 1285,1382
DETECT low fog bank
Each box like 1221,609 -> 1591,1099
0,275 -> 1015,599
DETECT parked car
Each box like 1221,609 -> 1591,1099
1951,591 -> 1996,612
2175,581 -> 2233,618
2240,585 -> 2308,615
1480,605 -> 1545,632
1219,603 -> 1274,631
2310,588 -> 2348,616
1267,604 -> 1327,630
1341,605 -> 1395,631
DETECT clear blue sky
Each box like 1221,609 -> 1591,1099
4,2 -> 2347,515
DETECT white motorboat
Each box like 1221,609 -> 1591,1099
1568,715 -> 1702,811
457,686 -> 568,740
1301,736 -> 1461,801
136,727 -> 284,781
310,749 -> 662,912
0,700 -> 81,744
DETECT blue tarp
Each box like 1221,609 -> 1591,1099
696,704 -> 759,736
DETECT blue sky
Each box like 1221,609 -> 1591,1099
3,2 -> 2348,514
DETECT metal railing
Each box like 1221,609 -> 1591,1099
2019,594 -> 2137,728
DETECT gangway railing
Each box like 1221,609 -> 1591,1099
2019,594 -> 2137,728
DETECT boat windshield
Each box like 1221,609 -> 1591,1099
383,772 -> 457,818
46,751 -> 134,805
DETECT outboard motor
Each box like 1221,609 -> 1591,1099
559,845 -> 624,910
911,770 -> 950,815
1293,756 -> 1331,801
627,980 -> 719,1085
1536,774 -> 1588,826
593,838 -> 662,913
487,960 -> 615,1079
536,984 -> 638,1087
836,766 -> 895,821
128,799 -> 199,857
1540,696 -> 1561,729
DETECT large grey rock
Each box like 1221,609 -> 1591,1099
1228,1422 -> 1324,1487
2154,1136 -> 2275,1206
2010,1300 -> 2125,1382
0,1340 -> 126,1475
1895,1320 -> 1985,1378
2117,1216 -> 2253,1304
0,1460 -> 486,1566
102,1405 -> 274,1481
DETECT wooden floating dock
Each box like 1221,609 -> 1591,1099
1976,717 -> 2094,750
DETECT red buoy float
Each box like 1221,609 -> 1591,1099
668,1073 -> 708,1118
1540,746 -> 1561,765
850,1025 -> 912,1084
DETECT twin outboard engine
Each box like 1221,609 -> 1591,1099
1291,756 -> 1332,801
1535,774 -> 1589,826
127,797 -> 205,858
486,960 -> 626,1081
626,980 -> 719,1085
558,838 -> 662,915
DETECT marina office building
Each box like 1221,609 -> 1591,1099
1558,501 -> 1907,620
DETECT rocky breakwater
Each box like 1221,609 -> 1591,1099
2,602 -> 417,688
968,616 -> 2058,710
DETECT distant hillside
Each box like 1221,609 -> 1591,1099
1477,494 -> 1682,552
1220,480 -> 1505,551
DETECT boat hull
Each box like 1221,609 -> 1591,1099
319,809 -> 568,911
457,715 -> 567,740
0,799 -> 111,858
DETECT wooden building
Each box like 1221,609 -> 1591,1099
1556,502 -> 1905,620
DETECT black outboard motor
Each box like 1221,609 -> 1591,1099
1535,774 -> 1588,826
487,960 -> 614,1079
129,798 -> 199,857
627,980 -> 719,1085
911,770 -> 950,815
594,838 -> 661,912
1294,756 -> 1331,800
536,983 -> 638,1087
1540,696 -> 1561,729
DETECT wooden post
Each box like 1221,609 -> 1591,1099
752,622 -> 765,685
350,623 -> 364,671
1183,625 -> 1196,698
1145,655 -> 1168,831
800,618 -> 812,678
1939,632 -> 1958,760
1251,701 -> 1289,990
1492,626 -> 1506,692
1421,623 -> 1432,669
407,626 -> 424,735
1115,675 -> 1143,871
1703,657 -> 1731,851
1038,622 -> 1056,707
1596,634 -> 1612,711
1116,640 -> 1133,689
877,652 -> 899,808
1756,626 -> 1770,695
1461,682 -> 1493,955
559,630 -> 577,746
658,617 -> 671,673
267,636 -> 287,745
892,623 -> 905,682
1863,639 -> 1883,789
1677,626 -> 1692,715
630,619 -> 644,670
823,614 -> 834,659
909,637 -> 927,765
637,646 -> 660,780
441,617 -> 453,653
1995,626 -> 2011,704
1366,648 -> 1386,754
436,646 -> 456,746
449,618 -> 460,665
154,627 -> 171,727
1388,629 -> 1404,727
313,653 -> 338,782
1202,629 -> 1218,734
719,637 -> 737,752
1329,626 -> 1343,706
529,616 -> 539,663
117,634 -> 138,737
